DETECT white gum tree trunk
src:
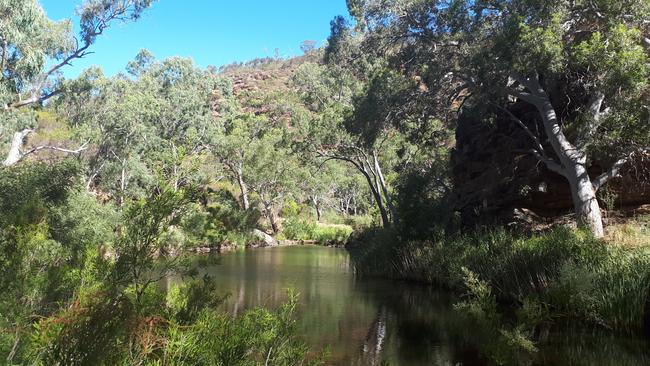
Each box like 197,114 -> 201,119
506,73 -> 626,238
236,165 -> 250,210
566,161 -> 605,238
3,129 -> 32,166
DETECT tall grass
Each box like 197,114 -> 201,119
283,218 -> 353,245
347,227 -> 650,332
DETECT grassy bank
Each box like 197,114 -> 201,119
346,226 -> 650,333
281,218 -> 353,245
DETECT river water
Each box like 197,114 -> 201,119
182,245 -> 650,366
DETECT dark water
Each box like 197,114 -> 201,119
175,245 -> 650,366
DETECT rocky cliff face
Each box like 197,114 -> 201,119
452,104 -> 650,226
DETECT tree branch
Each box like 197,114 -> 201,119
577,92 -> 609,150
529,149 -> 565,176
9,0 -> 151,109
22,142 -> 89,159
592,154 -> 633,191
494,103 -> 547,155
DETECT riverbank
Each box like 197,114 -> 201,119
192,233 -> 346,254
346,225 -> 650,334
192,238 -> 323,254
191,227 -> 350,254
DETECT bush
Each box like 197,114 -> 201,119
282,217 -> 317,241
312,224 -> 353,244
30,292 -> 135,365
160,292 -> 323,366
30,288 -> 322,366
181,189 -> 260,248
283,218 -> 352,244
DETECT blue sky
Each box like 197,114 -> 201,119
40,0 -> 349,78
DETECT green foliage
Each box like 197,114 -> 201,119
30,279 -> 320,366
283,218 -> 352,245
28,285 -> 320,366
158,291 -> 323,366
112,186 -> 193,307
0,162 -> 103,363
30,293 -> 135,365
181,189 -> 260,248
454,268 -> 499,326
349,227 -> 650,332
0,0 -> 74,107
166,277 -> 226,323
394,167 -> 455,240
58,54 -> 219,202
312,224 -> 353,244
573,24 -> 649,95
283,218 -> 317,241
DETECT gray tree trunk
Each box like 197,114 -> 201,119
567,164 -> 605,238
363,172 -> 391,228
538,95 -> 605,237
510,74 -> 607,238
3,129 -> 32,166
373,152 -> 398,226
313,196 -> 322,222
119,158 -> 128,207
236,165 -> 250,210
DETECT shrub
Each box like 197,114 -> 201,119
181,189 -> 260,248
29,286 -> 323,366
161,292 -> 323,366
313,224 -> 353,244
283,217 -> 316,241
30,292 -> 135,365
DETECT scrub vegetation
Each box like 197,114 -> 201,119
1,0 -> 650,364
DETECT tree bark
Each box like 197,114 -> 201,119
312,196 -> 322,222
538,95 -> 605,237
236,164 -> 250,210
119,158 -> 128,207
269,211 -> 280,234
567,164 -> 605,238
373,152 -> 398,225
364,172 -> 391,228
3,129 -> 32,166
318,152 -> 392,228
509,73 -> 606,237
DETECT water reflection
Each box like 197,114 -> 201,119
176,246 -> 650,366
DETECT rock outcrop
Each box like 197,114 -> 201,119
252,229 -> 279,247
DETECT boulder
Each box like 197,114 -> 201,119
252,229 -> 279,247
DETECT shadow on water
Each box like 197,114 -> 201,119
171,246 -> 650,366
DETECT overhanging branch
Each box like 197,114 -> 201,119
22,142 -> 89,159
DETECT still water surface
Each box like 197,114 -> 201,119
184,245 -> 650,366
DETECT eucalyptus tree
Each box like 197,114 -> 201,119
209,109 -> 264,211
347,0 -> 650,237
294,48 -> 433,228
58,54 -> 219,203
0,0 -> 153,166
299,163 -> 339,222
244,128 -> 302,233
